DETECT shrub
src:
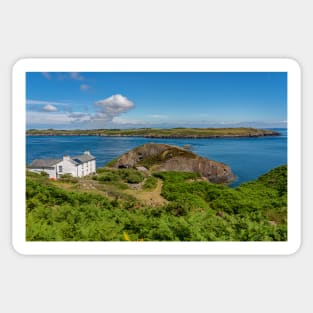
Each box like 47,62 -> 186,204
142,176 -> 158,190
96,167 -> 108,174
59,173 -> 79,183
257,165 -> 287,196
118,169 -> 145,184
97,172 -> 119,182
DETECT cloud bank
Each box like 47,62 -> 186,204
27,94 -> 135,127
27,100 -> 65,106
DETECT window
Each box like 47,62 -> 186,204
58,165 -> 63,172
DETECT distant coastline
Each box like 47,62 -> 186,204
26,127 -> 281,138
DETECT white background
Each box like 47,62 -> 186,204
0,1 -> 310,312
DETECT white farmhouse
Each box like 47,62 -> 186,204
27,151 -> 96,179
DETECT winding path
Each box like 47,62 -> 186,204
126,178 -> 167,207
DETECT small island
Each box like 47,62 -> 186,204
26,127 -> 280,138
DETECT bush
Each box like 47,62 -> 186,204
257,165 -> 287,196
95,168 -> 144,184
97,172 -> 119,182
96,167 -> 108,174
59,173 -> 79,183
142,176 -> 158,190
118,169 -> 145,184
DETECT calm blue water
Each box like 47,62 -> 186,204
26,128 -> 287,186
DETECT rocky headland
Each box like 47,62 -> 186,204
110,143 -> 235,183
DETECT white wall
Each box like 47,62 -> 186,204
77,164 -> 83,177
91,159 -> 96,174
61,159 -> 78,177
76,159 -> 96,177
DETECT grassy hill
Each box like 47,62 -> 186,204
26,127 -> 280,138
26,165 -> 287,241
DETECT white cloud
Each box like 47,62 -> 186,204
42,104 -> 58,112
94,94 -> 135,121
27,111 -> 72,124
80,84 -> 91,91
96,94 -> 134,113
68,113 -> 91,122
27,94 -> 136,127
27,111 -> 91,126
27,99 -> 73,113
42,72 -> 52,80
70,72 -> 84,80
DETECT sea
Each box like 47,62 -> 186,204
26,128 -> 287,187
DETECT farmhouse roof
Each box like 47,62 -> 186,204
28,151 -> 96,168
72,153 -> 96,163
28,159 -> 62,168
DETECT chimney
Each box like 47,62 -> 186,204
84,151 -> 90,155
63,155 -> 71,161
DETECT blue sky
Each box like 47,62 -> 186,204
26,72 -> 287,129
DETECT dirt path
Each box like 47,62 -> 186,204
125,178 -> 167,207
55,177 -> 167,206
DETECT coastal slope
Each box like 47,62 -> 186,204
26,164 -> 287,241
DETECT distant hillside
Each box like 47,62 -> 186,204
26,127 -> 280,138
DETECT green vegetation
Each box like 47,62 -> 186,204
26,127 -> 280,138
59,173 -> 79,184
26,165 -> 287,241
119,169 -> 145,184
105,158 -> 119,167
142,176 -> 158,190
94,168 -> 145,184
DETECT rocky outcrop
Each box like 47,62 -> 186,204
111,143 -> 235,183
